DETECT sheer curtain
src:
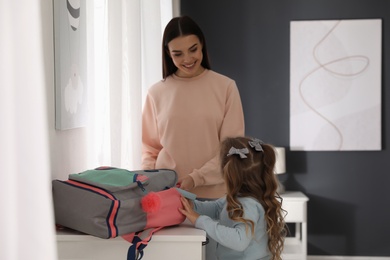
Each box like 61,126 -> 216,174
0,1 -> 176,259
88,0 -> 175,170
0,1 -> 57,259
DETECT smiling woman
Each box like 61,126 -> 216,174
167,35 -> 205,78
142,15 -> 245,199
141,18 -> 245,260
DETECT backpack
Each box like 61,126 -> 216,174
52,167 -> 192,259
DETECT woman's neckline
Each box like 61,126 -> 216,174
172,68 -> 208,81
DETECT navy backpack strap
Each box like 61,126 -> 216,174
126,227 -> 163,260
127,234 -> 139,260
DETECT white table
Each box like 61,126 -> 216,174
281,191 -> 309,260
56,220 -> 206,260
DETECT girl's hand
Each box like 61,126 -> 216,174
178,176 -> 195,191
178,196 -> 199,225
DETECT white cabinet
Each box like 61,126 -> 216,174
281,191 -> 309,260
56,222 -> 206,260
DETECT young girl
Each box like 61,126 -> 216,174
179,136 -> 287,260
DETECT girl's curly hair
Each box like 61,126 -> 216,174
220,136 -> 287,260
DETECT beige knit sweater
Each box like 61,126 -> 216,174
142,69 -> 245,199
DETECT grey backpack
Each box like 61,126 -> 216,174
52,167 -> 187,259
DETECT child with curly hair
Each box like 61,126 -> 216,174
179,136 -> 287,260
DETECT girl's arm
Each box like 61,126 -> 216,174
195,199 -> 262,252
179,197 -> 225,223
196,216 -> 253,251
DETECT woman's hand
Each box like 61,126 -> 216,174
178,196 -> 199,225
178,176 -> 195,191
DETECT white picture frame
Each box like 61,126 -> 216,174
290,19 -> 382,151
54,0 -> 88,130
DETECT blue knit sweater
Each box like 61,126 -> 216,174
194,197 -> 270,260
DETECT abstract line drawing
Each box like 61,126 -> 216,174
54,0 -> 88,130
290,19 -> 382,151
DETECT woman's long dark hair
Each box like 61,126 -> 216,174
162,15 -> 211,79
220,136 -> 287,260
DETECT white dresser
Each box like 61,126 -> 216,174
56,221 -> 206,260
281,191 -> 309,260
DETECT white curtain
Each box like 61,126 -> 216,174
0,1 -> 176,259
87,0 -> 174,170
0,1 -> 57,259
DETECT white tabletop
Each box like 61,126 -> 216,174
56,220 -> 206,243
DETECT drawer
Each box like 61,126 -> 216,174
282,200 -> 307,222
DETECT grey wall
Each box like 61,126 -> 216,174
181,0 -> 390,257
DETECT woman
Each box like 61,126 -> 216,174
142,15 -> 245,199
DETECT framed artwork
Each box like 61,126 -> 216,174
54,0 -> 87,130
290,19 -> 382,151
